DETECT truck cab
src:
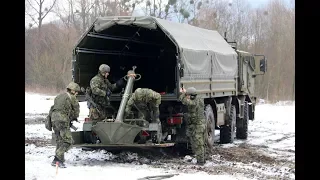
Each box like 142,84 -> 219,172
236,50 -> 267,95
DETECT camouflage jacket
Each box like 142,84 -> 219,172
51,92 -> 80,123
125,88 -> 161,113
179,93 -> 205,126
90,73 -> 117,107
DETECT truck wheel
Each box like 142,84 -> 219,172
236,101 -> 249,139
205,105 -> 215,148
220,105 -> 236,144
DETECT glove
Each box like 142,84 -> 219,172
70,117 -> 79,122
106,89 -> 112,97
116,78 -> 126,88
69,121 -> 78,131
73,118 -> 79,123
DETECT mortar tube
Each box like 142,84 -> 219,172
115,71 -> 136,122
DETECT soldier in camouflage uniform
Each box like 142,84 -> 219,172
50,82 -> 81,168
89,64 -> 129,121
124,88 -> 162,142
179,87 -> 206,165
124,88 -> 161,124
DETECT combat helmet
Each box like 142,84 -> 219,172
66,82 -> 81,92
99,64 -> 110,74
186,87 -> 197,95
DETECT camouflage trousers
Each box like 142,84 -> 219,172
187,124 -> 206,163
52,121 -> 73,162
137,108 -> 151,121
135,103 -> 160,123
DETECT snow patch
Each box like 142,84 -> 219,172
25,93 -> 295,180
25,92 -> 89,119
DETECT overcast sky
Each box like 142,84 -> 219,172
25,0 -> 293,28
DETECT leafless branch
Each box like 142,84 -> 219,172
26,0 -> 40,14
26,11 -> 39,26
85,3 -> 95,14
35,0 -> 41,7
42,0 -> 58,19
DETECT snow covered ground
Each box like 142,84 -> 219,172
25,92 -> 295,180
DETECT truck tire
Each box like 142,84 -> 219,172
220,105 -> 236,144
205,104 -> 215,148
236,101 -> 249,139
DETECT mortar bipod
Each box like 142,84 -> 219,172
115,66 -> 141,122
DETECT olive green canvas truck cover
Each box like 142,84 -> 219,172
66,16 -> 254,148
75,16 -> 238,94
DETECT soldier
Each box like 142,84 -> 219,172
50,82 -> 81,168
89,64 -> 131,121
125,88 -> 161,123
179,87 -> 206,165
124,88 -> 162,142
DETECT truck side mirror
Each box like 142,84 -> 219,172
254,54 -> 267,76
260,58 -> 267,73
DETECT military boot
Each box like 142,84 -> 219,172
51,156 -> 59,166
51,156 -> 67,168
196,158 -> 205,166
56,161 -> 67,168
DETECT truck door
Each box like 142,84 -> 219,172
240,56 -> 248,92
247,56 -> 255,94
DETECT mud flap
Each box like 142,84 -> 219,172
91,121 -> 143,144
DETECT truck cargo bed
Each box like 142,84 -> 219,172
72,16 -> 240,100
73,18 -> 179,99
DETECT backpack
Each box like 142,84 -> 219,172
45,105 -> 54,131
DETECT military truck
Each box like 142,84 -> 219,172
64,16 -> 266,150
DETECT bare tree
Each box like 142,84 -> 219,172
194,0 -> 294,101
25,22 -> 79,90
143,0 -> 187,20
25,0 -> 295,101
52,0 -> 77,29
250,0 -> 295,101
53,0 -> 141,34
25,0 -> 57,36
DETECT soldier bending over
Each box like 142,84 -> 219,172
125,88 -> 161,124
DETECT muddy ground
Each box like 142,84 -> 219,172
25,115 -> 295,180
